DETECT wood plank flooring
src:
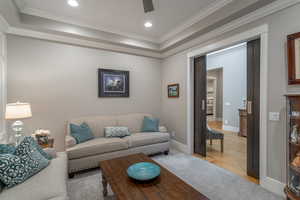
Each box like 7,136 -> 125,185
193,120 -> 259,184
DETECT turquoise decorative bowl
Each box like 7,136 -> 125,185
127,162 -> 161,181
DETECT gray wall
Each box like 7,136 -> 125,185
207,44 -> 247,129
207,68 -> 223,119
161,4 -> 300,183
7,35 -> 162,151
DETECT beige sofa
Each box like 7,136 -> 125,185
65,113 -> 170,174
0,152 -> 69,200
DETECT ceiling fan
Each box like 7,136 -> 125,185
143,0 -> 154,13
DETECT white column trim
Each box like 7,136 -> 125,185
186,24 -> 284,196
0,32 -> 7,143
0,15 -> 9,33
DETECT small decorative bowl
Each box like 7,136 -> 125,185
127,162 -> 161,181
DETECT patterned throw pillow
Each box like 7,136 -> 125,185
26,137 -> 52,160
141,116 -> 159,132
0,144 -> 16,192
0,137 -> 50,188
104,127 -> 131,138
70,123 -> 94,144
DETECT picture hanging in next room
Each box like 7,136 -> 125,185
98,68 -> 129,97
168,84 -> 179,98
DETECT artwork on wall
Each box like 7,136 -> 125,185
288,32 -> 300,84
98,68 -> 129,97
168,84 -> 179,98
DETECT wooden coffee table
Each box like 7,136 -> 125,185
100,153 -> 209,200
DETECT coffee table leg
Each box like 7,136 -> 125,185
102,174 -> 108,197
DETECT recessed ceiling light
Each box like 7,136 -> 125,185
68,0 -> 79,7
144,21 -> 153,28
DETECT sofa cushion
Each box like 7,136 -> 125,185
67,137 -> 129,159
125,132 -> 170,148
0,152 -> 68,200
68,115 -> 117,138
117,113 -> 152,133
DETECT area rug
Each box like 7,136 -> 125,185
67,151 -> 284,200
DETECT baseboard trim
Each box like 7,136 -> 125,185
260,177 -> 285,197
222,125 -> 239,132
170,139 -> 189,154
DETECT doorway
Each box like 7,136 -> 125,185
193,39 -> 261,184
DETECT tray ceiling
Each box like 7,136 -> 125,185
14,0 -> 228,41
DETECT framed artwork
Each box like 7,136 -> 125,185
168,84 -> 179,98
288,32 -> 300,84
98,68 -> 129,97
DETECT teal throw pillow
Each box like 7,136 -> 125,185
24,137 -> 52,160
70,122 -> 94,144
142,116 -> 159,132
105,127 -> 131,138
0,137 -> 49,188
0,144 -> 16,154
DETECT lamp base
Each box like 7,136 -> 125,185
12,120 -> 24,146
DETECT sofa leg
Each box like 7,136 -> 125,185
68,173 -> 75,179
164,150 -> 169,155
221,139 -> 224,153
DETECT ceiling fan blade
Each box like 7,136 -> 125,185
143,0 -> 154,13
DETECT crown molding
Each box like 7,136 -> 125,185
3,0 -> 300,59
0,14 -> 9,33
18,6 -> 160,44
159,0 -> 233,43
162,0 -> 300,57
7,27 -> 163,59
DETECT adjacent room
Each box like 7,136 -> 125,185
1,0 -> 300,200
195,43 -> 257,183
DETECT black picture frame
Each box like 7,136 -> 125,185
168,84 -> 179,98
98,68 -> 129,97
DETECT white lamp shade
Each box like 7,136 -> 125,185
5,102 -> 32,120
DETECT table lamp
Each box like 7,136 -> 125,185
5,102 -> 32,145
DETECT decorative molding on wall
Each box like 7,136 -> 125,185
222,125 -> 239,132
162,0 -> 300,56
170,139 -> 189,154
7,27 -> 163,59
159,0 -> 233,42
186,24 -> 272,193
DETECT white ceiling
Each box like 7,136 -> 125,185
15,0 -> 228,41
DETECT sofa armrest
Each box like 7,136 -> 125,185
159,126 -> 168,133
65,135 -> 76,149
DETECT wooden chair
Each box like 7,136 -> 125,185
206,124 -> 224,152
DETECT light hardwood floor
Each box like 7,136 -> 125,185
194,120 -> 259,184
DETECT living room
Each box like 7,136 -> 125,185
1,0 -> 300,200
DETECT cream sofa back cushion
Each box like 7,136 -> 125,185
67,113 -> 153,137
67,115 -> 117,138
116,113 -> 152,133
